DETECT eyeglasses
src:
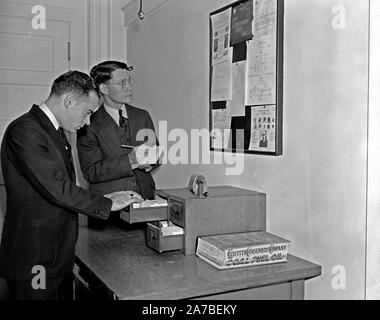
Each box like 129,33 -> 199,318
109,75 -> 133,87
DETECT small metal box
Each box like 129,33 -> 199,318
146,222 -> 184,253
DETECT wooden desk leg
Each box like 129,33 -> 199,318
291,280 -> 305,300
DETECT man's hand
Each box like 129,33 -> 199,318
104,191 -> 143,211
128,150 -> 138,167
127,144 -> 163,170
134,144 -> 160,165
127,145 -> 154,167
137,163 -> 152,171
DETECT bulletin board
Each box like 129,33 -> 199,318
209,0 -> 284,156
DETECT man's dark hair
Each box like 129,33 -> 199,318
90,60 -> 133,91
49,70 -> 95,98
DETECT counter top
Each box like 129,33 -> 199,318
75,224 -> 321,300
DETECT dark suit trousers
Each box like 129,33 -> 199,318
6,273 -> 74,300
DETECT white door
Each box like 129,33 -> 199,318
0,14 -> 70,139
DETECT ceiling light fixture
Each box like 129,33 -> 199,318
138,0 -> 144,20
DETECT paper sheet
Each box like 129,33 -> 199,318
211,107 -> 232,149
211,7 -> 232,65
211,47 -> 233,102
228,60 -> 247,117
254,0 -> 277,37
135,145 -> 161,165
245,36 -> 276,106
132,199 -> 168,209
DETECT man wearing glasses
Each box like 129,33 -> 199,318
77,61 -> 159,228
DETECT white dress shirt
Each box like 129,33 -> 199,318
104,103 -> 128,126
39,103 -> 60,130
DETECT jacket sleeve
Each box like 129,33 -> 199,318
148,111 -> 160,146
77,125 -> 135,184
6,123 -> 112,219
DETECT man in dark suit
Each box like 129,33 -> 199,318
0,71 -> 142,300
77,61 -> 159,228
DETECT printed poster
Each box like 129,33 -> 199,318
249,105 -> 276,152
230,0 -> 254,45
211,47 -> 233,102
254,0 -> 277,37
211,7 -> 232,65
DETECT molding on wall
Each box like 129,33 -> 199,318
109,0 -> 115,59
121,0 -> 171,27
0,0 -> 86,12
87,0 -> 115,68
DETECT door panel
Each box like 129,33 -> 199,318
0,15 -> 69,117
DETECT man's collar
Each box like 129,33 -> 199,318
104,103 -> 128,120
39,103 -> 60,130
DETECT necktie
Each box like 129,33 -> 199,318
119,109 -> 129,129
58,127 -> 71,151
58,127 -> 75,176
119,109 -> 131,145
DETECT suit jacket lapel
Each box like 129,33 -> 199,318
93,105 -> 125,154
125,104 -> 156,146
125,104 -> 139,145
29,105 -> 75,179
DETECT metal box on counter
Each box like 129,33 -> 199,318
156,186 -> 266,255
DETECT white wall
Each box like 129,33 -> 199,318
366,0 -> 380,300
118,0 -> 371,299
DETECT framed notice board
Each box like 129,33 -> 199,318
209,0 -> 284,156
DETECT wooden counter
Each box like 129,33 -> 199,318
74,224 -> 321,300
